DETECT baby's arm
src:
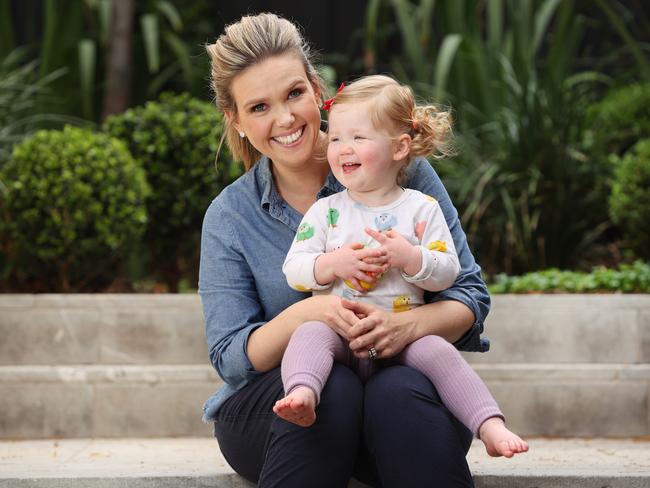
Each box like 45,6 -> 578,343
364,201 -> 459,292
405,200 -> 460,291
283,201 -> 333,292
283,202 -> 386,292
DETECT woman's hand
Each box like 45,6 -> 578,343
317,294 -> 364,339
341,298 -> 416,359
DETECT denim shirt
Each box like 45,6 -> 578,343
198,156 -> 490,422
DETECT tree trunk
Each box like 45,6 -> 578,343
101,0 -> 134,120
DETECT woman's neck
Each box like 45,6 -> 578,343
272,159 -> 330,215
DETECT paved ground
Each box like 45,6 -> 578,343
1,437 -> 649,487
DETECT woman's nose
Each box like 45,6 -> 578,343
276,105 -> 295,127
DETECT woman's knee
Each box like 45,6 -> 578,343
365,364 -> 441,410
319,363 -> 364,415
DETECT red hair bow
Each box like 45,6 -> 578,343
322,83 -> 345,111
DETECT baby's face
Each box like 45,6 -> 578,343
327,102 -> 400,195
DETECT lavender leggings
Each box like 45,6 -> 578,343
281,320 -> 503,436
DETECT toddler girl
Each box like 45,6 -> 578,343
276,75 -> 528,458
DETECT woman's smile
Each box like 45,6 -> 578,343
273,126 -> 304,146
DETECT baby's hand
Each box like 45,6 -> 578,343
365,228 -> 421,274
318,243 -> 387,292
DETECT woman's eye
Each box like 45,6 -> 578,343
288,88 -> 302,99
251,103 -> 266,113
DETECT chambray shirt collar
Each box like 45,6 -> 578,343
255,155 -> 344,228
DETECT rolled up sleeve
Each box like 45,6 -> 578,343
199,199 -> 264,388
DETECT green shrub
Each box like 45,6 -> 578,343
586,83 -> 650,157
103,92 -> 239,291
490,261 -> 650,294
0,127 -> 148,291
609,139 -> 650,260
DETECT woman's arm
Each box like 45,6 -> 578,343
246,294 -> 358,372
200,198 -> 363,383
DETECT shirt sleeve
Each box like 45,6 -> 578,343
198,199 -> 264,389
282,199 -> 332,291
402,198 -> 460,291
405,159 -> 491,352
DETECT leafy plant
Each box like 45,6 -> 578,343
103,92 -> 239,291
490,260 -> 650,294
585,83 -> 650,157
609,139 -> 650,260
0,48 -> 84,168
3,0 -> 211,123
362,0 -> 648,274
0,127 -> 148,291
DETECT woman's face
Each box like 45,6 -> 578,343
229,53 -> 323,169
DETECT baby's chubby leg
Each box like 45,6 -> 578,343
398,335 -> 528,458
274,321 -> 349,427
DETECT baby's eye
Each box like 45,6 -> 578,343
354,135 -> 365,140
288,88 -> 303,99
251,103 -> 266,113
329,136 -> 339,143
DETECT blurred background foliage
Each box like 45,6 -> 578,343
0,0 -> 648,292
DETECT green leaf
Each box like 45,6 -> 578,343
157,0 -> 183,32
141,14 -> 160,73
78,39 -> 96,120
434,34 -> 462,102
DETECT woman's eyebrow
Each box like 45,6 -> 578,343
242,79 -> 307,110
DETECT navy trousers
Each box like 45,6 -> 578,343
214,364 -> 474,488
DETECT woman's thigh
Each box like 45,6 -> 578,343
214,364 -> 365,488
357,365 -> 474,488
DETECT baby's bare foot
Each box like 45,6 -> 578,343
479,417 -> 529,458
272,386 -> 316,427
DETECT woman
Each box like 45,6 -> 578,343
200,12 -> 490,488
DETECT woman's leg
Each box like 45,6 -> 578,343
397,335 -> 503,436
359,365 -> 475,488
215,364 -> 364,488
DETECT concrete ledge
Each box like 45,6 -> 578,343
0,438 -> 648,488
2,294 -> 650,365
1,364 -> 648,438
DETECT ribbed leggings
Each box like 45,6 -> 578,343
282,320 -> 503,436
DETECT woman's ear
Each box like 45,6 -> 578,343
224,110 -> 240,133
393,134 -> 412,161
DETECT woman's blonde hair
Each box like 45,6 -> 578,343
329,75 -> 453,163
206,13 -> 325,170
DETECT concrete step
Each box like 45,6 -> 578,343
1,363 -> 648,439
0,295 -> 206,366
0,438 -> 648,487
2,294 -> 649,365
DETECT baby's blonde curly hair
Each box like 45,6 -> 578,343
328,75 -> 453,174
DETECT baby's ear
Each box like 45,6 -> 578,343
393,134 -> 412,161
